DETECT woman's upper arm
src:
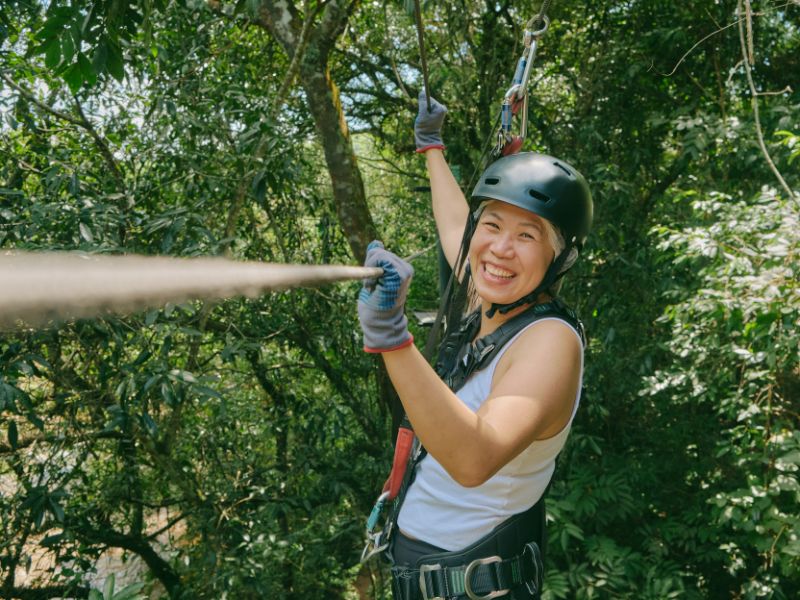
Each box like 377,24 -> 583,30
474,320 -> 583,479
426,150 -> 470,269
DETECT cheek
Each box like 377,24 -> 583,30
526,244 -> 554,274
467,235 -> 483,262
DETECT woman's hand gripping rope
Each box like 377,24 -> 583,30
414,89 -> 447,153
357,241 -> 415,353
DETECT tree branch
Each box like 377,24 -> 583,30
1,74 -> 125,189
737,0 -> 796,203
71,95 -> 124,187
4,585 -> 91,600
0,430 -> 125,456
72,521 -> 182,597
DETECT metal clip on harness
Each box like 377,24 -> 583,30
495,16 -> 549,157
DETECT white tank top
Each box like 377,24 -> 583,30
397,317 -> 583,551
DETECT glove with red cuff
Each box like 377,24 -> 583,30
414,90 -> 447,153
357,241 -> 414,353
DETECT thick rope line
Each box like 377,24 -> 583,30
0,252 -> 382,329
413,0 -> 432,111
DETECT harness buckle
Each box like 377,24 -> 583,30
464,556 -> 509,600
522,542 -> 543,595
419,564 -> 446,600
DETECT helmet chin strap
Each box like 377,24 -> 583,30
485,246 -> 575,318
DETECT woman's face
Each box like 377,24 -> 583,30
468,200 -> 555,308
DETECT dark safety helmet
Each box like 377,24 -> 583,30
471,152 -> 593,250
469,152 -> 593,316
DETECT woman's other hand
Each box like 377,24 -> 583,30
357,241 -> 415,353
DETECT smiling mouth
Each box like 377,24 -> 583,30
483,263 -> 515,279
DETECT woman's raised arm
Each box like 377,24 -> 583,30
425,149 -> 470,269
413,92 -> 470,269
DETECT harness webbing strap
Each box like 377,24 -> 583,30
383,425 -> 415,500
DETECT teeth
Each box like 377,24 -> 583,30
485,264 -> 514,278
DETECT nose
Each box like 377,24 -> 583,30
490,232 -> 515,257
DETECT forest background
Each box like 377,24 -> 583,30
0,0 -> 798,598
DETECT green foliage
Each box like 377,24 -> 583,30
1,0 -> 799,598
646,190 -> 799,598
89,574 -> 147,600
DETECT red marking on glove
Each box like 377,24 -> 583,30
416,144 -> 445,154
363,335 -> 415,354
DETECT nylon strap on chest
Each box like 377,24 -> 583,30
435,298 -> 585,393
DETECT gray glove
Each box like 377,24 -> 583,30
357,241 -> 414,353
414,90 -> 447,153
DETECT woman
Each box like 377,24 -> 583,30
357,93 -> 592,600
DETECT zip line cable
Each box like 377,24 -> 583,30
529,0 -> 552,29
412,0 -> 432,111
0,252 -> 382,330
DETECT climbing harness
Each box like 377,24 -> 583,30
361,300 -> 585,584
436,299 -> 585,392
391,504 -> 546,600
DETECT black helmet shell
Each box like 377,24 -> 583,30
471,152 -> 593,248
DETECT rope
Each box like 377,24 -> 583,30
0,252 -> 382,330
527,0 -> 552,30
412,0 -> 432,111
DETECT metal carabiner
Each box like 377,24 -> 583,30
360,529 -> 389,563
493,15 -> 549,157
366,490 -> 390,533
525,14 -> 550,39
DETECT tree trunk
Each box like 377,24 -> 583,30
300,59 -> 376,260
255,0 -> 376,261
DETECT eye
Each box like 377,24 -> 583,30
482,220 -> 500,230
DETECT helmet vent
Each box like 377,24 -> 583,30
528,189 -> 551,204
554,162 -> 573,177
484,177 -> 500,185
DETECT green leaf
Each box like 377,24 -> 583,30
78,53 -> 97,87
107,40 -> 124,82
63,63 -> 84,94
41,532 -> 65,547
113,583 -> 146,600
195,385 -> 222,399
27,412 -> 44,431
45,41 -> 62,69
104,573 -> 115,599
143,374 -> 160,393
141,413 -> 158,437
61,33 -> 75,65
93,38 -> 108,73
79,222 -> 94,242
49,497 -> 65,522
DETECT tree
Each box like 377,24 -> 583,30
1,0 -> 798,597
